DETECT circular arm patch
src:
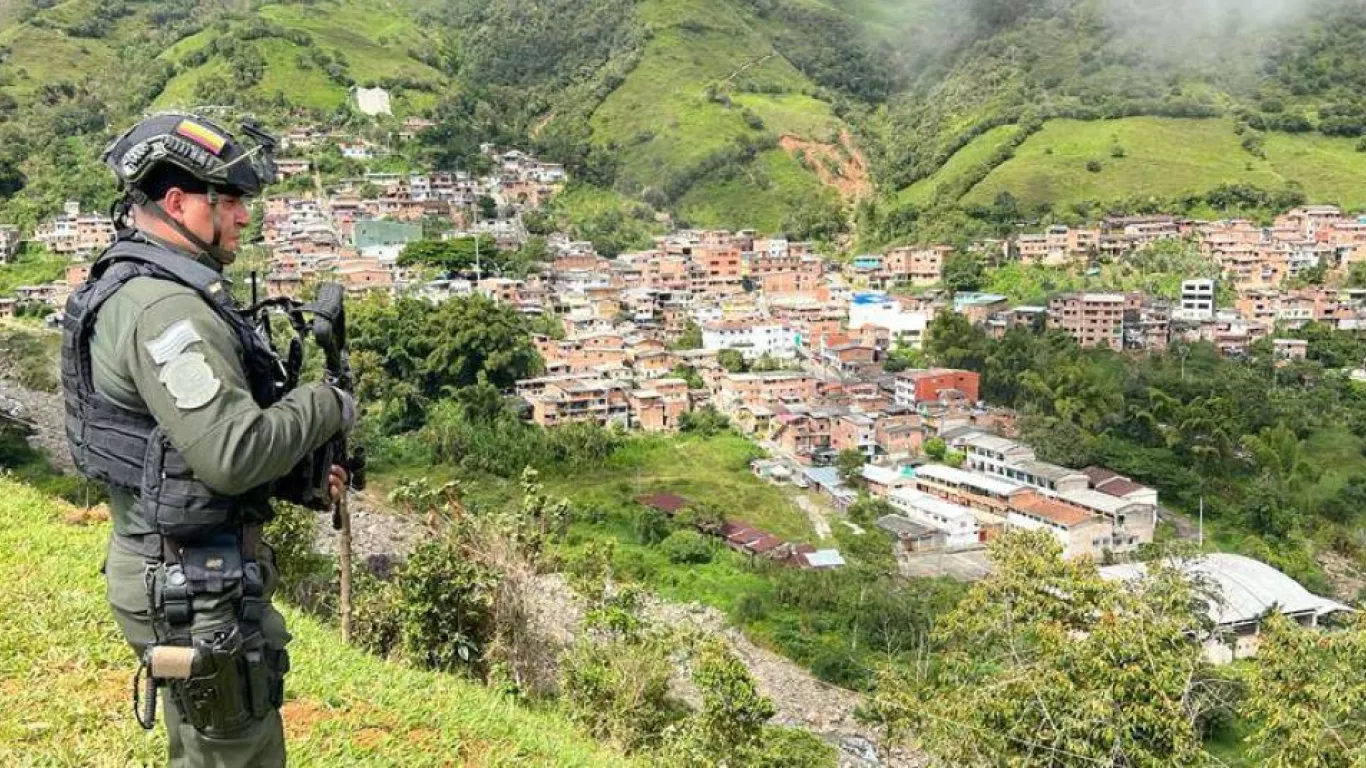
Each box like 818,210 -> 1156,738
158,352 -> 221,410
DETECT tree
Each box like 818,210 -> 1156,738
716,349 -> 747,373
423,294 -> 542,391
925,309 -> 988,371
941,251 -> 984,293
835,448 -> 865,485
943,448 -> 966,468
868,531 -> 1216,766
924,436 -> 947,461
672,322 -> 703,350
883,345 -> 926,373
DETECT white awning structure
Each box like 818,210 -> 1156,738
1101,553 -> 1352,628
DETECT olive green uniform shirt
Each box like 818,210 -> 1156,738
88,245 -> 342,534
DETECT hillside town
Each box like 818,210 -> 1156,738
4,130 -> 1366,595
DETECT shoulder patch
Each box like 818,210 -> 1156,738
145,320 -> 204,365
159,352 -> 221,410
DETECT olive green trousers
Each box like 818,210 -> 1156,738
105,534 -> 291,768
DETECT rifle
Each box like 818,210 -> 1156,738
245,279 -> 366,516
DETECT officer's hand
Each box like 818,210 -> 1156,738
328,464 -> 349,503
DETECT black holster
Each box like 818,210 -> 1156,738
140,536 -> 288,735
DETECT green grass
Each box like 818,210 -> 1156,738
0,248 -> 68,297
677,148 -> 832,232
1262,131 -> 1366,209
591,0 -> 838,203
1300,427 -> 1366,509
899,124 -> 1020,206
0,25 -> 118,97
964,117 -> 1283,208
959,116 -> 1366,209
155,0 -> 446,114
545,433 -> 815,542
0,478 -> 636,767
258,0 -> 445,85
731,92 -> 842,141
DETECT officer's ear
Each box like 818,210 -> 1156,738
160,187 -> 190,219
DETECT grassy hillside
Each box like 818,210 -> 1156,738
0,478 -> 636,766
959,117 -> 1366,210
588,0 -> 850,221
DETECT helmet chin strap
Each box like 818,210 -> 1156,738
127,186 -> 234,265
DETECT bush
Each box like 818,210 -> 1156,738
1086,159 -> 1103,173
398,535 -> 498,671
810,650 -> 871,689
264,501 -> 331,606
560,632 -> 684,752
660,530 -> 714,564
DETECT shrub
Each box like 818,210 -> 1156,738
1086,159 -> 1103,173
561,634 -> 682,752
264,501 -> 332,607
398,535 -> 498,671
810,651 -> 870,689
660,530 -> 714,564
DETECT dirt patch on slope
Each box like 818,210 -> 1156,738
780,129 -> 872,201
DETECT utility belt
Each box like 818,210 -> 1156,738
128,526 -> 289,735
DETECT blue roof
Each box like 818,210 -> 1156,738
852,291 -> 888,305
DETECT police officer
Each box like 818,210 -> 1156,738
60,113 -> 353,767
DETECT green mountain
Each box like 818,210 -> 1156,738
2,0 -> 1366,241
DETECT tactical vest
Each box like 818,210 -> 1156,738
61,236 -> 286,542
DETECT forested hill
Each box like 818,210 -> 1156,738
3,0 -> 1366,242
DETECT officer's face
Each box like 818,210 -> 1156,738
163,188 -> 252,262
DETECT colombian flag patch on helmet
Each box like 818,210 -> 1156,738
174,119 -> 228,156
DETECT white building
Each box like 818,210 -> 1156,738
886,487 -> 982,550
702,321 -> 797,360
848,297 -> 929,349
1175,279 -> 1216,322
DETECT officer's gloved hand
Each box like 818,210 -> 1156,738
332,387 -> 356,434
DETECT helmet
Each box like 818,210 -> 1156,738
102,112 -> 278,198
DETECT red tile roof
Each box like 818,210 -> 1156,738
636,493 -> 691,514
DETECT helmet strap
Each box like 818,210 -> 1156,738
128,186 -> 235,266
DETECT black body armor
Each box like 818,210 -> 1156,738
61,236 -> 287,541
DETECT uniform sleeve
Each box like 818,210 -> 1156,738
127,290 -> 343,496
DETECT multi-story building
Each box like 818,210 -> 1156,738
884,245 -> 951,286
1049,292 -> 1126,350
527,378 -> 631,428
894,368 -> 981,407
1175,279 -> 1217,322
629,378 -> 692,431
701,321 -> 797,360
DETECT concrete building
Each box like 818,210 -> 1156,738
894,368 -> 981,407
527,378 -> 631,428
848,293 -> 930,349
1175,279 -> 1217,322
702,321 -> 797,360
886,487 -> 983,550
352,86 -> 392,116
1049,293 -> 1126,350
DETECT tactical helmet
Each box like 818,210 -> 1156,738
102,112 -> 278,198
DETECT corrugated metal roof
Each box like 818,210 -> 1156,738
1100,554 -> 1352,627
